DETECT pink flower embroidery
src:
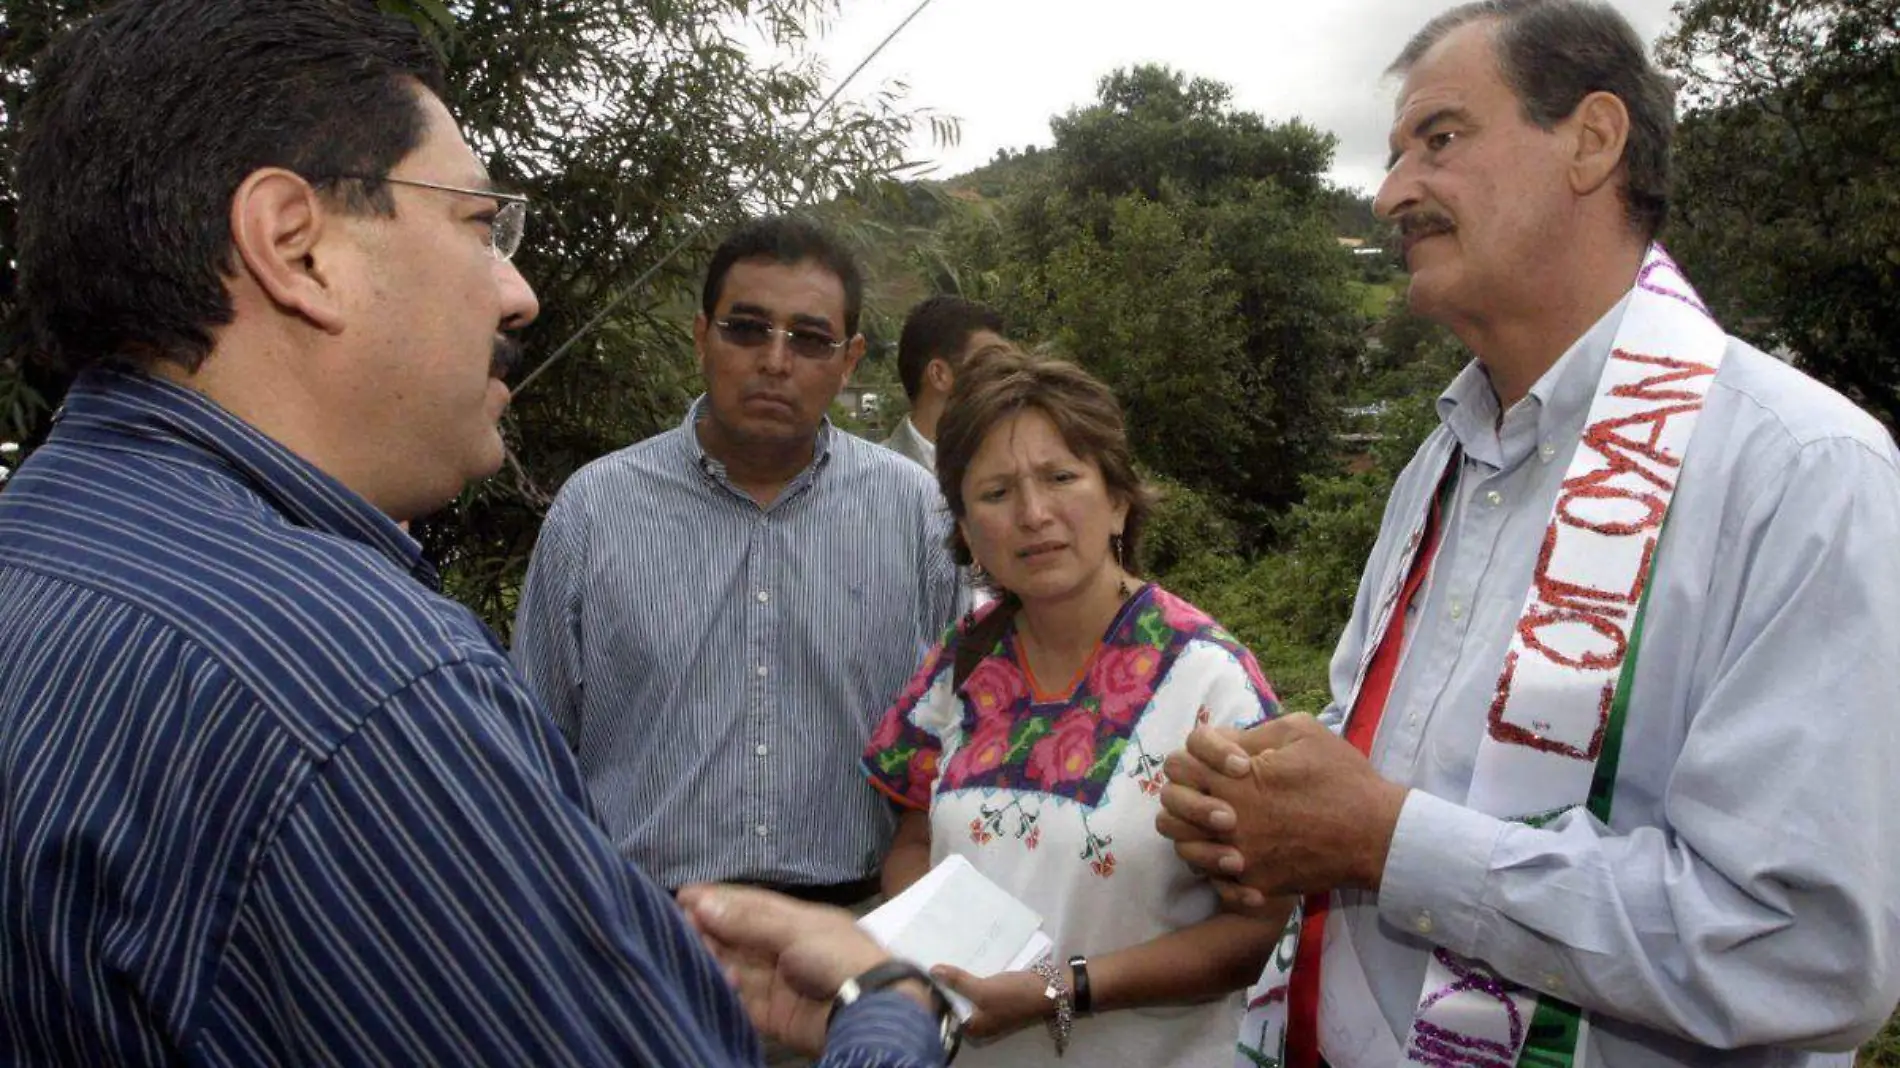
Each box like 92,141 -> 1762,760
969,818 -> 993,845
1026,709 -> 1100,788
962,656 -> 1027,722
1155,590 -> 1212,633
951,715 -> 1017,786
1026,826 -> 1041,850
866,706 -> 905,756
1090,851 -> 1117,878
1088,642 -> 1164,726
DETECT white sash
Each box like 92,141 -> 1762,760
1237,247 -> 1726,1068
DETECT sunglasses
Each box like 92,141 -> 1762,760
713,317 -> 847,361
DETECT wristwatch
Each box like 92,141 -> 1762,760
830,959 -> 963,1063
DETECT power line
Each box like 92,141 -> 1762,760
509,0 -> 939,397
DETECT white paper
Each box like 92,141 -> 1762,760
858,854 -> 1049,1019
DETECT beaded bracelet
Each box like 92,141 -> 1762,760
1029,955 -> 1074,1056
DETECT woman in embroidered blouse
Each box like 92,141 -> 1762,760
861,347 -> 1283,1067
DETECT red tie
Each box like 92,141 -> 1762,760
1285,463 -> 1453,1068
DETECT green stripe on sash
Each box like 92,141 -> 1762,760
1514,533 -> 1665,1067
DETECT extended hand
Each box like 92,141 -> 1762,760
929,965 -> 1051,1043
680,884 -> 903,1054
1154,715 -> 1409,899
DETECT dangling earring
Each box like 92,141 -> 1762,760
1112,533 -> 1131,599
964,561 -> 987,631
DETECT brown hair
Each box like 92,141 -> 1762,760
935,345 -> 1155,585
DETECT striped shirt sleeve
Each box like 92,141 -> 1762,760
211,655 -> 942,1067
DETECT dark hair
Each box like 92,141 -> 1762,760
16,0 -> 446,374
699,216 -> 865,337
895,295 -> 1006,401
936,345 -> 1156,584
1389,0 -> 1676,239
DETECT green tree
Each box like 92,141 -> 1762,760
939,65 -> 1368,544
0,0 -> 925,633
1660,0 -> 1900,429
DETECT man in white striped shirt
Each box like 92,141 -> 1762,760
514,216 -> 961,905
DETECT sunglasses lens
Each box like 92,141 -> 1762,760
720,321 -> 773,347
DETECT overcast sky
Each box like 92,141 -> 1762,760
789,0 -> 1683,193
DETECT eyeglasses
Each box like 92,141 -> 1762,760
713,317 -> 847,360
317,174 -> 529,261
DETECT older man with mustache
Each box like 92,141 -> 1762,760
514,215 -> 960,910
1157,2 -> 1900,1066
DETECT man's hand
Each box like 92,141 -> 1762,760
1155,715 -> 1410,901
680,884 -> 919,1054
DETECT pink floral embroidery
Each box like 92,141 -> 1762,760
1155,589 -> 1213,633
969,817 -> 993,845
1090,851 -> 1118,878
962,656 -> 1027,722
1026,709 -> 1099,788
1088,642 -> 1165,726
1026,826 -> 1041,850
867,705 -> 905,755
953,715 -> 1016,783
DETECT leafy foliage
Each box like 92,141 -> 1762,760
0,0 -> 928,635
1660,0 -> 1900,429
936,64 -> 1369,545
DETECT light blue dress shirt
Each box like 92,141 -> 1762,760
1328,296 -> 1900,1065
513,399 -> 961,889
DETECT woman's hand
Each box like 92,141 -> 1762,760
930,965 -> 1054,1042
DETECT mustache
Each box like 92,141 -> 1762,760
1398,211 -> 1456,241
490,336 -> 524,380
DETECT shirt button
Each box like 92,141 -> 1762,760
1539,442 -> 1557,463
1407,713 -> 1420,726
755,824 -> 770,837
755,744 -> 769,757
1542,972 -> 1564,993
1449,600 -> 1465,620
1484,490 -> 1504,507
755,590 -> 770,604
1415,911 -> 1435,935
755,665 -> 769,678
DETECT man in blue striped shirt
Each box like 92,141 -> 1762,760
513,218 -> 961,902
0,3 -> 952,1064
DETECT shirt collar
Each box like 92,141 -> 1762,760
678,393 -> 835,487
1435,292 -> 1634,469
54,367 -> 437,586
897,416 -> 935,468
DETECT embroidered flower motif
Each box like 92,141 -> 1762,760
1026,709 -> 1100,788
1026,826 -> 1042,850
1090,851 -> 1117,878
1155,589 -> 1213,633
962,656 -> 1027,722
1087,642 -> 1165,726
867,707 -> 905,756
951,715 -> 1018,786
969,817 -> 993,845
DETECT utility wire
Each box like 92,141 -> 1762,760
510,0 -> 939,397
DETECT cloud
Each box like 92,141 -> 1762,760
800,0 -> 1681,192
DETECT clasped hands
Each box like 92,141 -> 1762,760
1154,713 -> 1411,910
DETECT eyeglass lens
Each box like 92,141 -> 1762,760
718,319 -> 840,359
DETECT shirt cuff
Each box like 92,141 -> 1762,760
820,990 -> 943,1066
1376,789 -> 1505,959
